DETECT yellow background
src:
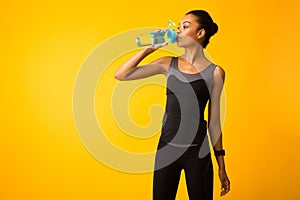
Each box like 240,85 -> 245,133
1,0 -> 300,199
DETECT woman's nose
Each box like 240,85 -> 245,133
177,26 -> 181,34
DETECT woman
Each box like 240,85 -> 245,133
114,10 -> 230,200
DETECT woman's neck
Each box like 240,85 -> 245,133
182,45 -> 209,65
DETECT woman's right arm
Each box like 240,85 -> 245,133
114,43 -> 171,81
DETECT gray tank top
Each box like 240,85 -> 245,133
160,57 -> 216,146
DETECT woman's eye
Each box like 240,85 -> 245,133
177,25 -> 189,29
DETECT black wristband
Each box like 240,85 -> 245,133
214,149 -> 225,156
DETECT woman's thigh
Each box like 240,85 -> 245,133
153,161 -> 182,200
153,141 -> 184,200
183,148 -> 213,200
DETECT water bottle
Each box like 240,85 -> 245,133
136,20 -> 177,47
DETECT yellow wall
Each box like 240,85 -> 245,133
1,0 -> 300,199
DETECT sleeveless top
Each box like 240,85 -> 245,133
159,57 -> 216,146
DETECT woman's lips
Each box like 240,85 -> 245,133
176,35 -> 183,41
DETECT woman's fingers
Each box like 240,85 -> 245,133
154,41 -> 168,48
221,179 -> 230,196
146,41 -> 168,51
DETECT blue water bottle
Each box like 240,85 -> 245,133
136,20 -> 177,47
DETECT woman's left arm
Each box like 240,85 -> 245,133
208,66 -> 230,196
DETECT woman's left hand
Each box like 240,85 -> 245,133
218,168 -> 230,196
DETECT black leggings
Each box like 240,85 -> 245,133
153,141 -> 213,200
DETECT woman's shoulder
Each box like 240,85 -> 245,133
214,65 -> 225,77
212,65 -> 226,85
150,56 -> 174,76
151,56 -> 173,65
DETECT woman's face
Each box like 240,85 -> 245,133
176,14 -> 204,47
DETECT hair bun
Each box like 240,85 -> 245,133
212,22 -> 218,35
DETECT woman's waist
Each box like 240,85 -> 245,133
163,116 -> 207,127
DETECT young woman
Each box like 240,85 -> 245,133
114,10 -> 230,200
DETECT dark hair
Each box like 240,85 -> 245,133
186,10 -> 218,48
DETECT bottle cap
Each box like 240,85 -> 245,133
167,20 -> 177,43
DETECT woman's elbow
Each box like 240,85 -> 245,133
114,73 -> 121,80
114,72 -> 125,80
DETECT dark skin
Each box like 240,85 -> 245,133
114,13 -> 230,197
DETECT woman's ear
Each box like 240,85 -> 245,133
197,28 -> 206,39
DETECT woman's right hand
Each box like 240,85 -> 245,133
114,40 -> 171,81
145,28 -> 169,51
145,41 -> 169,52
